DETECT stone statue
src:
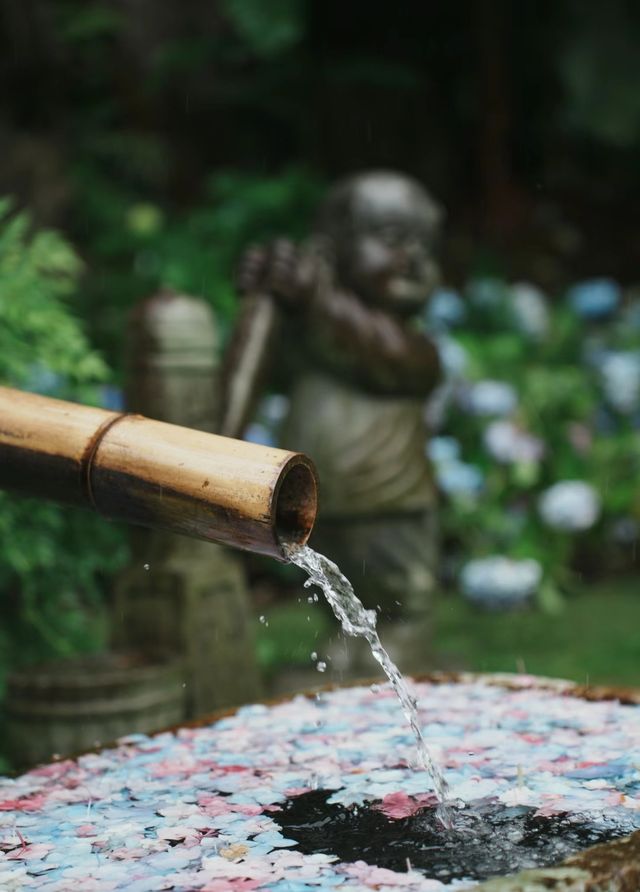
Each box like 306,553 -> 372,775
113,289 -> 263,715
222,171 -> 444,674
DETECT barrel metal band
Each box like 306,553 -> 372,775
81,412 -> 130,511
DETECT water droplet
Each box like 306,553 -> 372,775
259,615 -> 268,626
370,683 -> 380,693
310,652 -> 318,661
143,563 -> 150,571
316,661 -> 327,673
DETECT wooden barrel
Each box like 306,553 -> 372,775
5,651 -> 186,768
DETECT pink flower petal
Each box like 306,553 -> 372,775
372,792 -> 430,820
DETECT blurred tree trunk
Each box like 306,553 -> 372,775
0,0 -> 69,223
0,0 -> 62,123
474,0 -> 528,241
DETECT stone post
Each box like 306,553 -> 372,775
112,289 -> 264,715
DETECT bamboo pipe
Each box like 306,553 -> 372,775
0,386 -> 317,560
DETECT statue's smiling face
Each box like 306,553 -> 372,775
338,177 -> 441,316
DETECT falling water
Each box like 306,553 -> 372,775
285,544 -> 452,827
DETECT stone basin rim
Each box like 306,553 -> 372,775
171,670 -> 640,736
16,671 -> 640,892
32,669 -> 640,762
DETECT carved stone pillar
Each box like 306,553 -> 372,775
112,289 -> 263,715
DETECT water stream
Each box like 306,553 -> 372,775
285,544 -> 452,827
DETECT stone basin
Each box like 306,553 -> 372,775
1,672 -> 639,891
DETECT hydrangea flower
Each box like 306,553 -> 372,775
425,288 -> 466,329
581,335 -> 610,370
245,394 -> 290,446
435,461 -> 484,498
567,278 -> 621,320
258,393 -> 290,426
510,282 -> 550,339
435,334 -> 468,378
424,336 -> 468,429
22,363 -> 66,396
428,435 -> 483,499
483,420 -> 545,464
426,436 -> 460,464
566,421 -> 593,455
538,481 -> 601,532
621,296 -> 640,331
460,380 -> 518,417
100,385 -> 125,412
460,555 -> 542,610
610,516 -> 639,544
243,422 -> 275,447
466,277 -> 506,309
599,351 -> 640,415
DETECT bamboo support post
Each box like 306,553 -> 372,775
219,293 -> 279,439
0,386 -> 317,560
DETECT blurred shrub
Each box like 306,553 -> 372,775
0,199 -> 128,691
222,0 -> 308,57
71,164 -> 324,365
428,278 -> 640,611
561,4 -> 640,148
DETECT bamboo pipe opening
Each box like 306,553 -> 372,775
273,457 -> 317,553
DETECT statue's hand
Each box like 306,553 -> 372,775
236,239 -> 317,306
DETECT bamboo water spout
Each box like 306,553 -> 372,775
0,386 -> 317,560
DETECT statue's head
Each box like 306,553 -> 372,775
315,171 -> 443,316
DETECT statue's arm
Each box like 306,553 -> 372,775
309,287 -> 442,397
222,238 -> 442,417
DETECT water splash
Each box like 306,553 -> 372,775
285,544 -> 452,826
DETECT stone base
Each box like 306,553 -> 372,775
113,533 -> 263,716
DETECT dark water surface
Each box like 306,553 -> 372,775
274,789 -> 630,883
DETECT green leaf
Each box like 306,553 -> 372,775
537,580 -> 566,616
222,0 -> 307,57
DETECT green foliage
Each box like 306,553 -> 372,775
221,0 -> 308,58
254,600 -> 332,676
255,580 -> 640,687
72,165 -> 324,364
436,578 -> 640,686
0,201 -> 128,693
0,199 -> 107,394
561,4 -> 640,147
55,3 -> 124,43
